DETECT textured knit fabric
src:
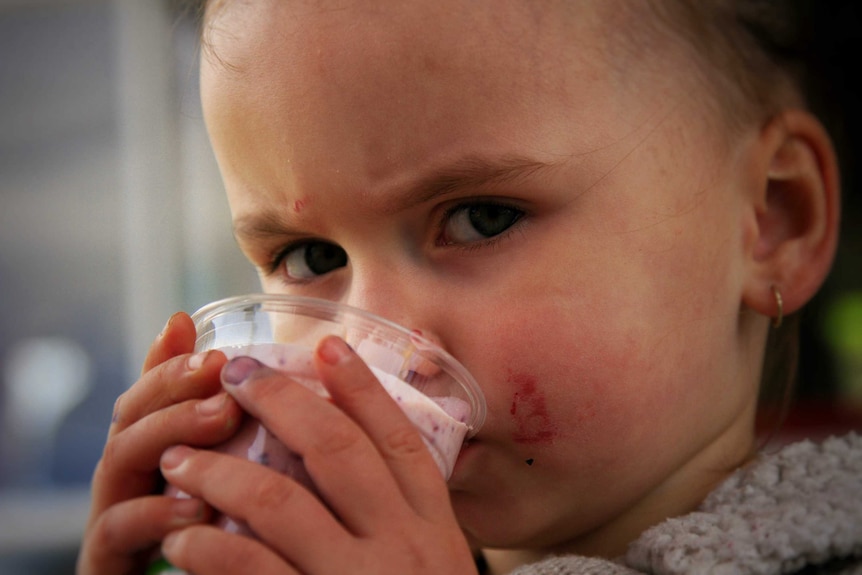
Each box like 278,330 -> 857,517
506,433 -> 862,575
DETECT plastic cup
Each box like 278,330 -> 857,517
155,294 -> 485,561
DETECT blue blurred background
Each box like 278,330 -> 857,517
0,2 -> 859,574
0,2 -> 256,573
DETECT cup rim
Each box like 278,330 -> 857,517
191,293 -> 486,434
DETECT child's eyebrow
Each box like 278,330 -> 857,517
233,210 -> 298,242
232,155 -> 555,241
387,155 -> 555,213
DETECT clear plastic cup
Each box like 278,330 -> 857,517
192,293 -> 485,478
151,294 -> 485,572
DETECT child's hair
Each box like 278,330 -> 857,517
184,0 -> 854,424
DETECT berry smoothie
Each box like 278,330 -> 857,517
169,341 -> 472,538
216,342 -> 472,478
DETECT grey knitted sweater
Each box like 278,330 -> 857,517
508,433 -> 862,575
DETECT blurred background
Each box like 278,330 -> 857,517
0,1 -> 859,574
0,1 -> 257,573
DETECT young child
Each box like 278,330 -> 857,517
77,1 -> 861,573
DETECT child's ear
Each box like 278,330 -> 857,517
741,109 -> 840,322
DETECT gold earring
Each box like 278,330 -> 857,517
771,285 -> 783,328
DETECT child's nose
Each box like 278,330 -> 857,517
343,272 -> 421,331
341,293 -> 446,380
409,328 -> 443,349
341,278 -> 448,362
404,329 -> 446,380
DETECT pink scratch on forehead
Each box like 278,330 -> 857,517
293,197 -> 310,213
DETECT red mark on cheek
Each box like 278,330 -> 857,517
509,371 -> 558,444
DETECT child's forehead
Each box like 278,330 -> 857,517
201,1 -> 706,117
201,0 -> 722,200
205,0 -> 626,70
201,0 -> 686,134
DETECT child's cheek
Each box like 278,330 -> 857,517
489,318 -> 645,460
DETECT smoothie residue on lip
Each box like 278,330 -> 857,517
509,370 -> 558,444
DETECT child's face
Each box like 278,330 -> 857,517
202,0 -> 763,553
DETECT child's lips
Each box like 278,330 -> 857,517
450,438 -> 480,481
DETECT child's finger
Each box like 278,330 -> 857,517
217,352 -> 440,535
77,495 -> 210,575
312,336 -> 450,519
160,447 -> 344,575
88,353 -> 240,536
110,349 -> 228,436
85,340 -> 232,545
92,390 -> 242,516
141,312 -> 197,375
161,445 -> 474,575
219,362 -> 411,535
161,523 -> 301,575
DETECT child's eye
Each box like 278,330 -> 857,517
277,241 -> 347,280
440,203 -> 524,245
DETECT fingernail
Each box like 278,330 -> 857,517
162,445 -> 194,470
162,530 -> 180,554
111,396 -> 122,425
159,312 -> 182,340
171,497 -> 204,521
187,351 -> 210,371
196,392 -> 226,416
221,356 -> 264,386
318,336 -> 352,365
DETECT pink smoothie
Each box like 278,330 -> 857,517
172,342 -> 472,537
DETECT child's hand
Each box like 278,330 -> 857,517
156,335 -> 478,575
77,312 -> 241,575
